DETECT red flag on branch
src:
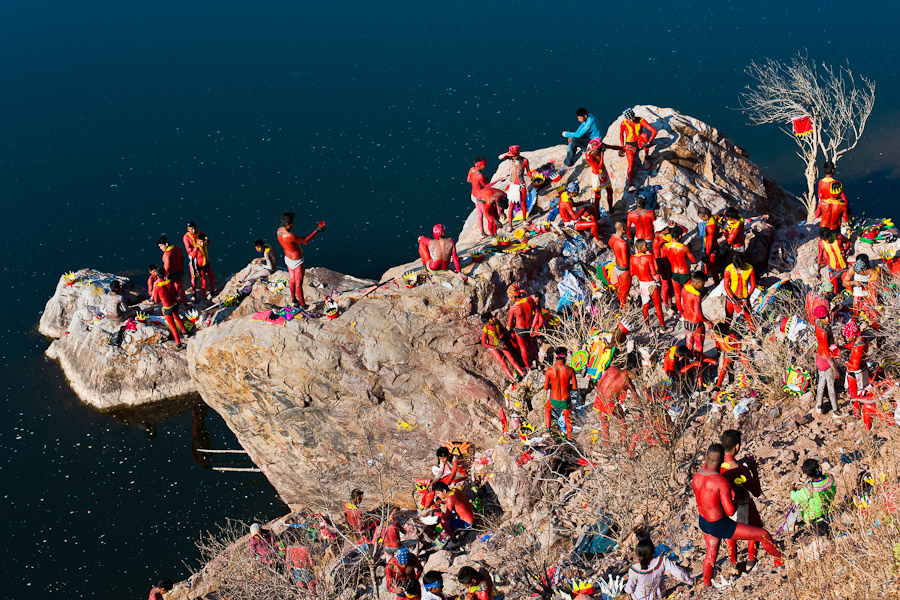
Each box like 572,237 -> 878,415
792,115 -> 813,137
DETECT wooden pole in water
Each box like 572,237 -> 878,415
196,448 -> 249,454
213,466 -> 262,473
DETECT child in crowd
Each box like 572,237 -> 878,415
624,538 -> 692,600
790,458 -> 837,536
422,571 -> 447,600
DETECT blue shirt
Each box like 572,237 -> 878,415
564,113 -> 601,140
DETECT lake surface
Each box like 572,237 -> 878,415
1,1 -> 898,597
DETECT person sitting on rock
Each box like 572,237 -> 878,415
433,481 -> 476,538
146,264 -> 159,298
562,107 -> 601,167
722,207 -> 745,251
457,566 -> 494,600
585,137 -> 624,214
624,537 -> 692,600
626,196 -> 655,244
789,458 -> 836,536
815,160 -> 851,232
544,347 -> 578,440
419,446 -> 470,509
618,108 -> 658,189
506,284 -> 540,370
103,280 -> 134,324
720,429 -> 766,571
558,181 -> 603,245
385,547 -> 424,599
422,571 -> 448,600
723,252 -> 756,331
630,240 -> 666,328
497,145 -> 532,223
418,224 -> 467,281
151,267 -> 188,350
248,522 -> 277,565
480,312 -> 525,382
237,239 -> 279,283
842,254 -> 882,330
696,207 -> 721,282
148,578 -> 173,600
817,227 -> 847,292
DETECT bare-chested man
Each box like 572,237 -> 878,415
544,347 -> 577,439
277,211 -> 325,308
417,224 -> 467,281
608,220 -> 632,308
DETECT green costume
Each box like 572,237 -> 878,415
790,474 -> 836,524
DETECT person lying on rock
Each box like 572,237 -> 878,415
422,571 -> 448,600
433,481 -> 476,539
237,239 -> 279,284
385,547 -> 424,599
624,537 -> 692,600
248,522 -> 278,565
480,312 -> 525,382
417,224 -> 467,281
692,444 -> 782,587
720,429 -> 766,571
457,566 -> 494,600
544,347 -> 577,440
789,458 -> 836,536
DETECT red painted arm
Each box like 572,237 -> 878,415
817,240 -> 825,267
626,213 -> 635,239
649,256 -> 658,279
641,121 -> 658,145
619,121 -> 626,146
451,241 -> 461,274
719,479 -> 737,516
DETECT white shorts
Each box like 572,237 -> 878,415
507,183 -> 524,202
591,170 -> 611,190
639,280 -> 658,305
285,256 -> 305,270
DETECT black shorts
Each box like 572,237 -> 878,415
162,305 -> 178,316
699,515 -> 737,539
672,272 -> 690,285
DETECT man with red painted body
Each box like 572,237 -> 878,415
146,264 -> 159,297
559,182 -> 602,245
618,108 -> 658,188
457,567 -> 494,600
720,430 -> 766,570
843,320 -> 869,400
842,255 -> 883,330
498,145 -> 532,223
148,579 -> 173,600
723,253 -> 756,330
681,272 -> 709,361
507,284 -> 539,369
151,266 -> 188,349
584,137 -> 624,213
723,208 -> 745,252
467,156 -> 490,236
433,482 -> 476,537
277,212 -> 325,308
344,488 -> 365,534
665,227 -> 698,316
608,220 -> 632,308
473,186 -> 503,237
544,347 -> 577,440
805,281 -> 833,324
652,219 -> 675,310
813,304 -> 840,416
816,227 -> 847,293
594,366 -> 636,445
630,240 -> 665,328
712,323 -> 742,388
692,444 -> 782,587
626,196 -> 655,243
815,161 -> 851,231
184,222 -> 215,302
385,547 -> 424,599
418,224 -> 467,281
696,207 -> 721,282
480,312 -> 525,381
157,236 -> 189,305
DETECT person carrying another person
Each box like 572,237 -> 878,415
497,145 -> 532,223
480,312 -> 525,382
790,458 -> 837,536
238,239 -> 279,283
630,240 -> 666,328
561,107 -> 601,167
624,537 -> 692,600
467,156 -> 491,236
248,522 -> 278,565
618,108 -> 658,189
608,220 -> 632,308
385,547 -> 424,599
815,160 -> 851,231
433,482 -> 476,540
456,566 -> 494,600
681,272 -> 709,362
723,252 -> 756,331
507,284 -> 539,370
585,137 -> 624,214
720,429 -> 766,570
157,236 -> 189,305
277,212 -> 326,308
722,208 -> 745,251
813,304 -> 841,417
151,266 -> 188,350
817,228 -> 847,292
842,254 -> 882,330
693,443 -> 782,587
696,207 -> 721,282
664,227 -> 697,316
652,219 -> 675,311
626,196 -> 655,244
418,224 -> 467,281
148,579 -> 174,600
558,181 -> 602,245
184,222 -> 215,302
544,347 -> 577,440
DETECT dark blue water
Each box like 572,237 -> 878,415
2,1 -> 898,598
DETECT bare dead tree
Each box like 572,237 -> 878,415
739,52 -> 875,219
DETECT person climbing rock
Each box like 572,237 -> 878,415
385,547 -> 424,598
456,566 -> 494,600
651,219 -> 675,311
696,207 -> 721,282
692,444 -> 782,587
720,429 -> 766,570
480,312 -> 525,381
626,196 -> 655,244
630,240 -> 666,328
813,304 -> 840,417
506,284 -> 539,369
238,239 -> 279,283
498,145 -> 532,223
618,108 -> 658,188
585,137 -> 624,213
723,207 -> 745,251
277,211 -> 325,308
681,272 -> 709,361
817,227 -> 847,292
561,107 -> 601,167
433,481 -> 476,537
148,579 -> 174,600
608,220 -> 632,308
184,222 -> 215,301
151,266 -> 188,349
789,458 -> 837,536
723,252 -> 756,331
559,181 -> 602,245
544,347 -> 577,440
815,161 -> 851,231
624,538 -> 692,600
417,224 -> 466,281
157,236 -> 189,305
664,227 -> 697,316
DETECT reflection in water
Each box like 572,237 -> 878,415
191,404 -> 212,469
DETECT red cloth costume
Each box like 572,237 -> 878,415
559,193 -> 601,243
664,241 -> 697,315
681,283 -> 706,358
481,322 -> 525,380
161,245 -> 189,305
608,233 -> 632,308
627,208 -> 655,242
692,468 -> 781,586
815,176 -> 850,230
720,454 -> 764,564
507,295 -> 539,368
184,230 -> 215,297
630,251 -> 665,327
151,278 -> 187,345
277,225 -> 321,307
619,118 -> 658,185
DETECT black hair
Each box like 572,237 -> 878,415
635,196 -> 647,208
857,254 -> 870,264
404,579 -> 421,596
187,221 -> 197,228
555,346 -> 568,357
432,481 -> 450,493
614,219 -> 627,230
457,566 -> 478,584
802,459 -> 823,478
818,227 -> 834,241
691,271 -> 705,283
635,239 -> 649,251
351,488 -> 363,502
636,538 -> 655,569
281,212 -> 295,227
697,206 -> 711,217
109,280 -> 121,293
155,267 -> 167,279
671,227 -> 684,241
714,321 -> 731,336
436,447 -> 450,458
480,312 -> 493,323
675,345 -> 690,357
721,429 -> 741,453
474,155 -> 486,164
158,579 -> 174,591
423,571 -> 444,587
823,160 -> 835,173
254,239 -> 265,248
157,236 -> 168,245
149,263 -> 158,272
732,252 -> 745,268
576,107 -> 588,118
706,443 -> 725,463
725,207 -> 740,219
